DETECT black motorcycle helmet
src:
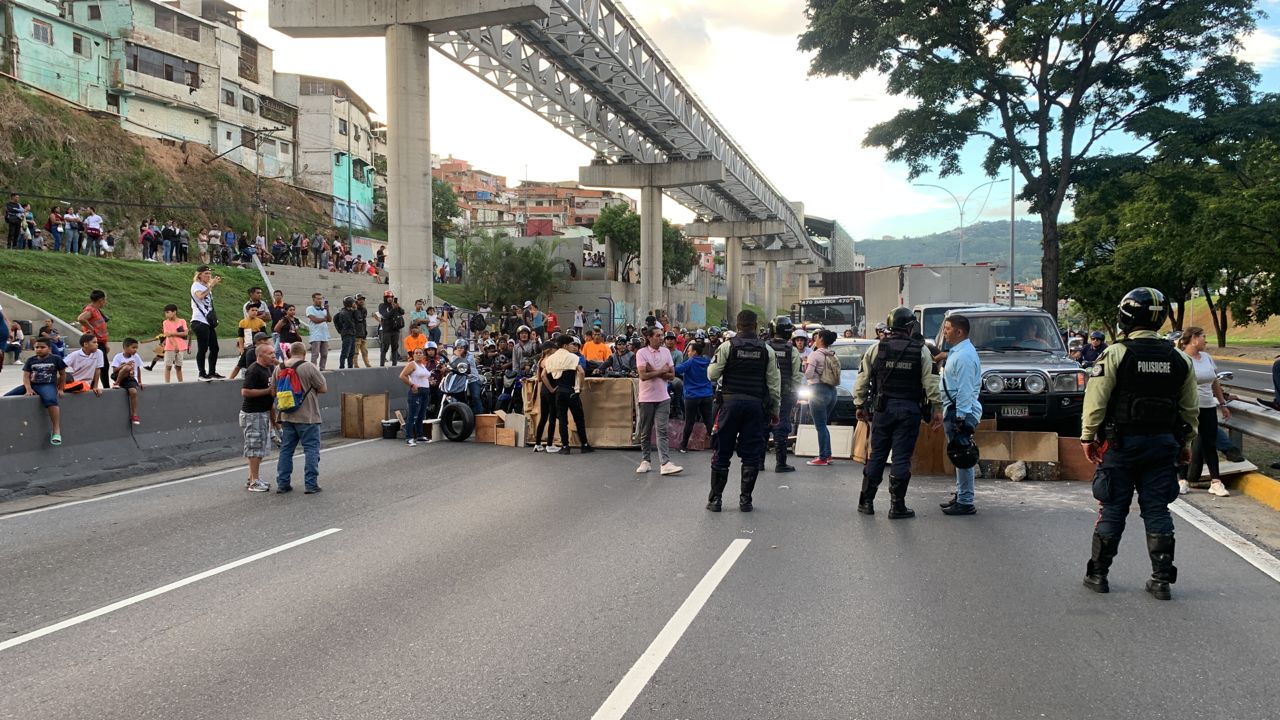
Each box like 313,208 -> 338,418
615,334 -> 629,346
947,432 -> 980,470
887,306 -> 914,332
1117,287 -> 1169,333
771,315 -> 795,340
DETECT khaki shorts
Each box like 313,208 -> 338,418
164,350 -> 184,368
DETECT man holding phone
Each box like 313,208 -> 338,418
305,293 -> 332,370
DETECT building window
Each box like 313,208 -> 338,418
153,7 -> 201,42
226,131 -> 233,141
73,34 -> 90,57
88,4 -> 102,20
241,129 -> 256,150
279,141 -> 291,154
125,44 -> 200,89
222,89 -> 235,106
238,35 -> 259,83
337,119 -> 348,136
31,20 -> 53,46
241,95 -> 255,113
300,80 -> 332,96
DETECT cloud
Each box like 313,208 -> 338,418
1237,29 -> 1280,68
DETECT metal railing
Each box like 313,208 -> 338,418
1223,399 -> 1280,444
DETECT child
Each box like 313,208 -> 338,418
238,305 -> 267,354
110,338 -> 144,425
3,338 -> 66,445
161,304 -> 189,383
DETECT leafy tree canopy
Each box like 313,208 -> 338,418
592,202 -> 699,285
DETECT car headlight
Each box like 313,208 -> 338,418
983,375 -> 1005,394
1025,374 -> 1046,394
836,385 -> 852,397
1053,372 -> 1086,393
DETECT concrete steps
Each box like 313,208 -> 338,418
259,263 -> 385,306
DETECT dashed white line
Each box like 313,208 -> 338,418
592,538 -> 750,720
1172,500 -> 1280,583
0,528 -> 343,653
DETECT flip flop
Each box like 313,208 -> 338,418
50,434 -> 62,446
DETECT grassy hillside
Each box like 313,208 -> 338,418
0,252 -> 263,339
0,78 -> 331,243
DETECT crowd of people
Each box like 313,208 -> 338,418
5,194 -> 110,255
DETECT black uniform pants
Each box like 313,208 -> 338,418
556,389 -> 587,447
711,396 -> 766,471
1093,433 -> 1181,538
862,398 -> 923,485
770,393 -> 797,450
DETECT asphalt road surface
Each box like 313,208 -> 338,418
3,443 -> 1279,719
1217,358 -> 1273,397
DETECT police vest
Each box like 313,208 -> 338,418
721,336 -> 769,401
1108,338 -> 1189,435
871,335 -> 925,401
768,338 -> 796,396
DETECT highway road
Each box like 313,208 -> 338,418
1217,358 -> 1274,398
3,443 -> 1279,719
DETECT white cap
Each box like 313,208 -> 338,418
523,300 -> 533,308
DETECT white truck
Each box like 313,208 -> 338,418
864,264 -> 998,334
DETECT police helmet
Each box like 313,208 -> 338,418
947,432 -> 981,470
887,306 -> 915,332
1117,287 -> 1169,333
771,315 -> 795,340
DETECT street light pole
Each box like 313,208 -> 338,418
1009,165 -> 1016,307
913,177 -> 1007,265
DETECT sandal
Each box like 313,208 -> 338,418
50,433 -> 62,446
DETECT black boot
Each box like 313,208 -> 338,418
887,475 -> 915,519
1144,534 -> 1177,600
775,446 -> 795,473
707,468 -> 729,512
739,466 -> 759,512
857,474 -> 878,515
1083,533 -> 1121,593
940,492 -> 957,509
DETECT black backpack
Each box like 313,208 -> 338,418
469,313 -> 487,333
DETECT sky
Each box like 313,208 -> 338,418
239,1 -> 1280,241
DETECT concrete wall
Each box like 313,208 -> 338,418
1,366 -> 410,501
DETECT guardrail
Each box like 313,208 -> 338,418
1223,399 -> 1280,444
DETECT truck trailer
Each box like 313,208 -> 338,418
863,264 -> 998,332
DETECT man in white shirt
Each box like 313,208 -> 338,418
305,293 -> 332,370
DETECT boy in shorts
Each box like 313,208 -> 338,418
63,333 -> 103,395
3,338 -> 66,445
111,338 -> 144,425
161,304 -> 189,383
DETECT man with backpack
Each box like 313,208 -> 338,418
274,341 -> 327,494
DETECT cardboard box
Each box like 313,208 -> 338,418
341,392 -> 389,439
474,413 -> 499,444
495,427 -> 518,447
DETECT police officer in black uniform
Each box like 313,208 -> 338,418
1080,288 -> 1199,600
705,310 -> 781,512
767,316 -> 805,473
852,307 -> 943,518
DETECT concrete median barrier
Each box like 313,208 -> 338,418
1,367 -> 408,501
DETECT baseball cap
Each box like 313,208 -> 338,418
252,332 -> 269,342
523,300 -> 533,308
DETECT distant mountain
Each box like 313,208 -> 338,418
855,220 -> 1043,282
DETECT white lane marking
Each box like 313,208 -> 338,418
1172,500 -> 1280,583
592,538 -> 750,720
1,439 -> 379,520
0,528 -> 342,653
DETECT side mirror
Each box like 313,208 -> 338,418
1217,371 -> 1234,382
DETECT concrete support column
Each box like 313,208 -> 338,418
763,259 -> 777,322
640,185 -> 663,318
799,272 -> 810,301
385,23 -> 432,305
725,237 -> 742,324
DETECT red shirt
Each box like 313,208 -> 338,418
546,312 -> 559,333
81,304 -> 108,342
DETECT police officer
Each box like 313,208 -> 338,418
767,316 -> 805,473
852,306 -> 943,519
1080,288 -> 1199,601
706,310 -> 781,512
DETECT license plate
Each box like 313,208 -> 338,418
1001,405 -> 1030,418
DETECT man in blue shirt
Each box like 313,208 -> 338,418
940,314 -> 983,515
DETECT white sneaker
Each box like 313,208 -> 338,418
636,460 -> 651,473
406,438 -> 416,447
534,444 -> 544,452
546,445 -> 561,454
659,462 -> 683,476
1208,480 -> 1230,497
1178,479 -> 1190,495
247,480 -> 269,493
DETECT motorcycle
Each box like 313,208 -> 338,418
498,365 -> 530,414
437,359 -> 476,441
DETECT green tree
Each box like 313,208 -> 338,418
463,232 -> 563,309
592,202 -> 698,285
799,0 -> 1261,314
433,177 -> 460,258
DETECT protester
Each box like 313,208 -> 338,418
274,341 -> 327,494
77,289 -> 111,389
1177,328 -> 1231,497
399,347 -> 433,446
545,335 -> 591,454
305,294 -> 332,370
404,324 -> 428,357
240,344 -> 278,492
803,330 -> 840,466
3,337 -> 66,445
582,329 -> 612,365
110,338 -> 144,425
532,346 -> 558,452
190,266 -> 223,381
635,327 -> 681,475
676,341 -> 714,452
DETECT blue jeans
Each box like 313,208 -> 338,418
339,334 -> 356,368
468,380 -> 484,414
810,384 -> 836,460
64,227 -> 79,254
406,389 -> 429,440
272,332 -> 283,360
944,410 -> 980,504
162,239 -> 172,263
276,422 -> 321,490
50,228 -> 62,252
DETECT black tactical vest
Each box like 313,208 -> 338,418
721,336 -> 769,400
871,335 -> 925,401
1108,338 -> 1189,435
768,338 -> 795,396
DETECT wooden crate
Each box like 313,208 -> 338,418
341,392 -> 389,439
474,413 -> 499,444
495,427 -> 519,447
